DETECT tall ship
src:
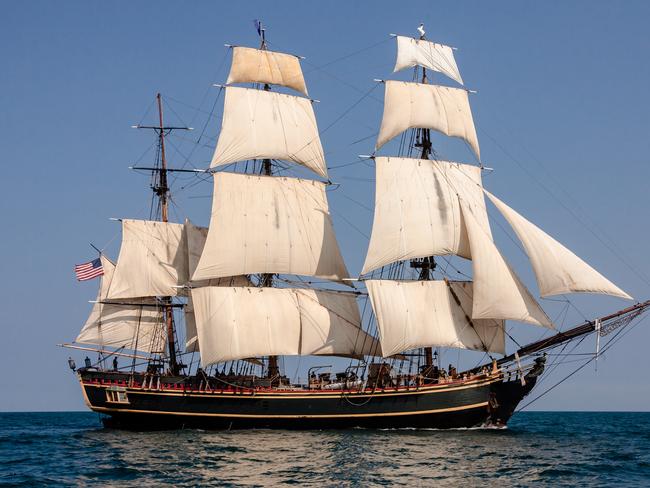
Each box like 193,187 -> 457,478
64,24 -> 649,429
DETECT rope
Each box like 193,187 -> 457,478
516,314 -> 647,411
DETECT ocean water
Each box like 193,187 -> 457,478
1,412 -> 649,487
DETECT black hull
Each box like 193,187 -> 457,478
78,370 -> 539,430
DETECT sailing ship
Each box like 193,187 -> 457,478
64,24 -> 650,430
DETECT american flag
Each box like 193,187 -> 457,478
75,258 -> 104,281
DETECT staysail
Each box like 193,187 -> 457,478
367,279 -> 505,356
362,157 -> 491,274
210,87 -> 327,178
192,172 -> 350,283
184,296 -> 198,353
227,46 -> 308,96
484,191 -> 632,300
76,256 -> 166,353
460,201 -> 553,328
191,286 -> 380,365
375,81 -> 480,160
393,36 -> 464,85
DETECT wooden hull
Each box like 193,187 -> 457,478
78,371 -> 538,430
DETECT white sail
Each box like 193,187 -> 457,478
460,201 -> 553,328
362,157 -> 491,275
191,287 -> 380,365
376,81 -> 480,160
107,219 -> 188,299
367,279 -> 505,356
394,36 -> 464,85
227,46 -> 308,96
184,296 -> 199,353
76,256 -> 166,353
192,172 -> 350,283
211,87 -> 327,178
484,191 -> 632,300
185,219 -> 251,288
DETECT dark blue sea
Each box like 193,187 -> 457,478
1,412 -> 649,487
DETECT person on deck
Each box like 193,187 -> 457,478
84,356 -> 91,369
113,356 -> 118,371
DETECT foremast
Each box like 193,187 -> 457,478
412,27 -> 436,374
362,25 -> 632,367
257,22 -> 279,380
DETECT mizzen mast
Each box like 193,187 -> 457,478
134,93 -> 192,375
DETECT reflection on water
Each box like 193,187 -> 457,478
1,412 -> 649,486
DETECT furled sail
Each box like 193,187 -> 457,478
484,191 -> 632,300
376,81 -> 480,160
393,36 -> 464,85
76,256 -> 166,353
227,46 -> 308,96
107,219 -> 188,299
460,201 -> 553,328
190,287 -> 380,365
367,279 -> 505,357
192,172 -> 350,283
211,87 -> 327,178
362,157 -> 492,275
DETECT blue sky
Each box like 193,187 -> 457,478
1,1 -> 649,411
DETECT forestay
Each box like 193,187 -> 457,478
227,46 -> 308,96
367,279 -> 505,357
192,173 -> 350,283
76,256 -> 166,353
190,287 -> 380,365
362,157 -> 492,274
460,201 -> 553,328
107,219 -> 188,299
484,191 -> 632,300
211,87 -> 327,178
376,81 -> 480,161
393,36 -> 464,85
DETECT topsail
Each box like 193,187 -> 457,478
107,219 -> 188,299
362,157 -> 491,274
375,81 -> 480,160
210,87 -> 327,178
192,172 -> 350,283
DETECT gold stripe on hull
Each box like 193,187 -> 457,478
89,401 -> 489,419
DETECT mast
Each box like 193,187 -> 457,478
154,93 -> 180,375
256,21 -> 279,379
412,27 -> 435,373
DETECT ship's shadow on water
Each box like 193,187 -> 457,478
1,412 -> 649,487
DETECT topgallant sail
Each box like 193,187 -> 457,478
63,24 -> 649,430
